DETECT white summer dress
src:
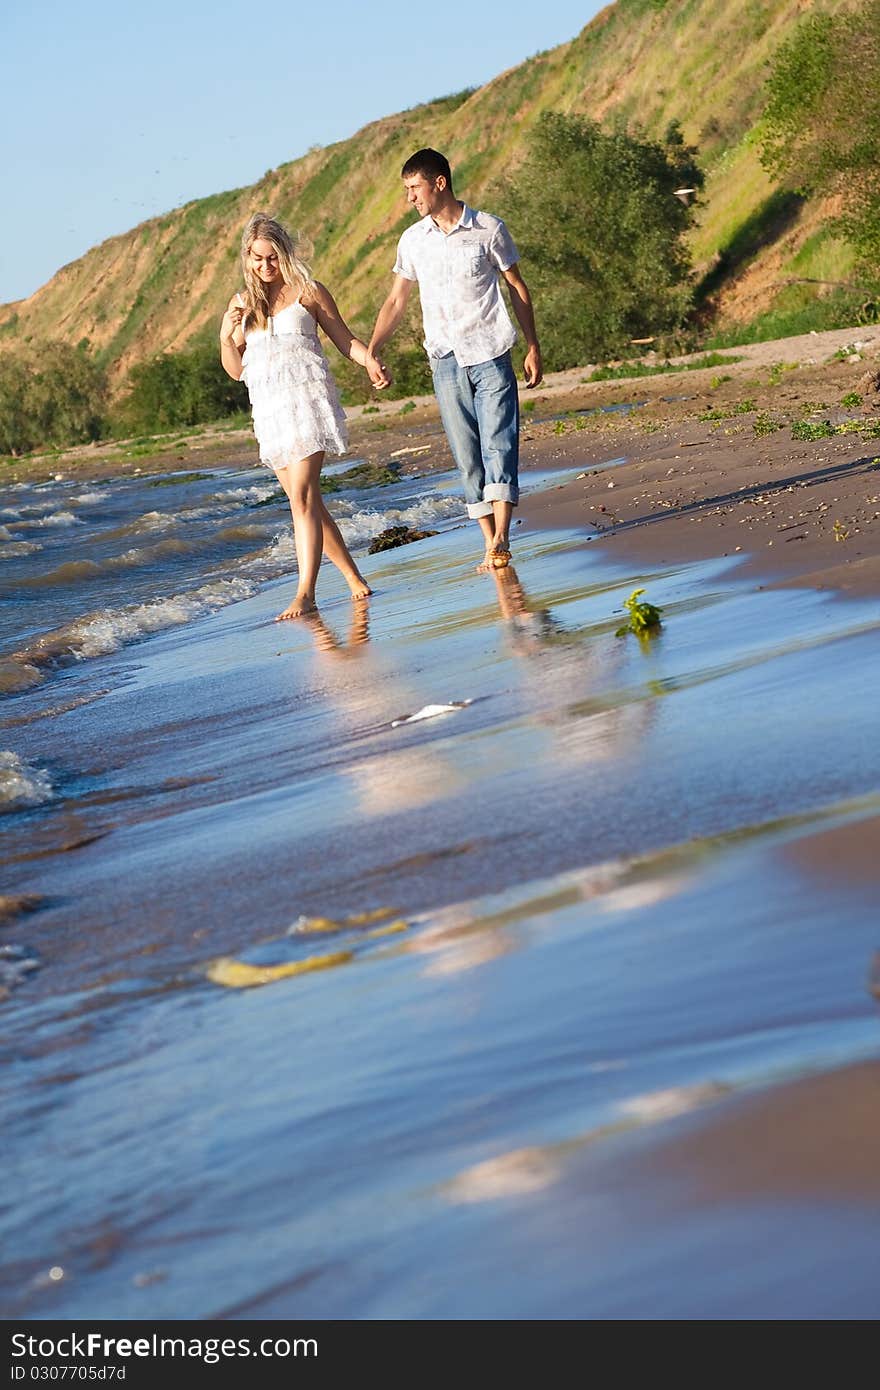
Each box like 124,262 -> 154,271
240,300 -> 348,473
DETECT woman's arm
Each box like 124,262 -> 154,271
219,295 -> 246,381
307,283 -> 390,388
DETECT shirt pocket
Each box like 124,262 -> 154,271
454,244 -> 483,279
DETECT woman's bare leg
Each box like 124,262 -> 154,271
318,499 -> 372,599
274,454 -> 324,620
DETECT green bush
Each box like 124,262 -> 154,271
0,341 -> 108,455
114,344 -> 248,433
491,112 -> 704,370
761,2 -> 880,282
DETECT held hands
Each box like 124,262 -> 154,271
365,351 -> 392,391
523,344 -> 543,389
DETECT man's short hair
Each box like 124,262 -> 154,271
401,148 -> 453,189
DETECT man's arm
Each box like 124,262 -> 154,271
368,274 -> 414,358
501,264 -> 543,388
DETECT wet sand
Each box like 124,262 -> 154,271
3,322 -> 880,1319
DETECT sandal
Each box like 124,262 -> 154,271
491,546 -> 511,569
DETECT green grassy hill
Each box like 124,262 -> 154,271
0,0 -> 858,383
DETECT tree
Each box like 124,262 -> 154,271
0,342 -> 108,455
116,344 -> 248,433
493,112 -> 703,369
761,1 -> 880,279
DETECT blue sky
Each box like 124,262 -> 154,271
1,0 -> 605,305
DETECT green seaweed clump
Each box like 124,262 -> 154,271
320,461 -> 401,493
616,587 -> 663,638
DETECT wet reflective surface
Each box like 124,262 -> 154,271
2,461 -> 879,1317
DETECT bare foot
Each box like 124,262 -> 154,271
348,579 -> 373,600
275,594 -> 318,621
478,544 -> 511,572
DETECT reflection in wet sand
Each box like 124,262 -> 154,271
441,1082 -> 732,1205
488,565 -> 657,768
303,597 -> 371,655
297,598 -> 466,814
406,852 -> 695,979
443,1147 -> 564,1203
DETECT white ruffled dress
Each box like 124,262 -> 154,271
241,300 -> 348,472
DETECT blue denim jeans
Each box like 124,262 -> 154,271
430,351 -> 519,519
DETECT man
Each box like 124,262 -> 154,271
369,149 -> 542,571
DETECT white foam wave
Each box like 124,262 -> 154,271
236,494 -> 463,582
1,500 -> 58,520
0,751 -> 53,809
13,511 -> 82,530
128,510 -> 177,532
338,495 -> 464,549
72,490 -> 109,505
63,577 -> 258,659
176,505 -> 232,520
211,484 -> 280,506
0,541 -> 42,559
239,530 -> 295,577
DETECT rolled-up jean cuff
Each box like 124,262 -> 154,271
483,483 -> 519,506
466,500 -> 495,519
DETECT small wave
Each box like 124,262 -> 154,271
106,511 -> 178,537
0,525 -> 36,549
63,578 -> 259,658
0,661 -> 44,695
0,539 -> 43,560
15,539 -> 209,588
216,524 -> 275,543
176,505 -> 233,520
240,530 -> 295,577
234,494 -> 463,582
338,496 -> 464,549
1,576 -> 259,694
9,511 -> 82,530
0,944 -> 41,998
0,751 -> 53,808
0,500 -> 60,520
71,490 -> 109,505
211,484 -> 279,506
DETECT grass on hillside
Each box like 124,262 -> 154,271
704,288 -> 879,349
587,351 -> 742,382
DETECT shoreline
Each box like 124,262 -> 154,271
518,417 -> 880,599
6,321 -> 880,600
4,326 -> 880,1318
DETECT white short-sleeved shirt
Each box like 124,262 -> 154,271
393,204 -> 519,367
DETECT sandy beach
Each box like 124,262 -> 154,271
2,323 -> 879,1319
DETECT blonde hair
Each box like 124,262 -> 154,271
239,213 -> 315,330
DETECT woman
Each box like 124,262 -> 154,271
220,213 -> 389,620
